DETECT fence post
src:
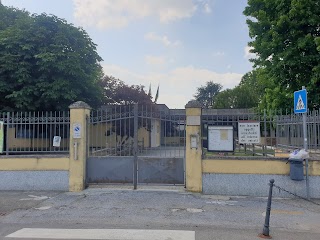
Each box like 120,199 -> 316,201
69,101 -> 91,192
185,100 -> 202,192
6,112 -> 9,155
264,109 -> 267,156
133,104 -> 138,190
259,179 -> 274,239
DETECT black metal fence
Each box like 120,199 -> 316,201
201,109 -> 276,157
1,106 -> 319,157
201,108 -> 320,157
0,111 -> 70,155
88,104 -> 186,157
276,109 -> 320,154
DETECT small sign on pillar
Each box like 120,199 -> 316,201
73,123 -> 81,139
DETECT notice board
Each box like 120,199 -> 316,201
238,121 -> 261,144
208,126 -> 234,152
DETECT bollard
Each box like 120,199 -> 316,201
259,179 -> 274,239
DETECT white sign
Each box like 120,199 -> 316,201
190,134 -> 199,149
73,123 -> 81,139
53,136 -> 61,147
238,121 -> 260,144
186,116 -> 201,126
208,126 -> 234,152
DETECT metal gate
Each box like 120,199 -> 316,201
86,104 -> 186,186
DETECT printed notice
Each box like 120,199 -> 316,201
238,121 -> 260,144
220,129 -> 228,140
53,136 -> 61,147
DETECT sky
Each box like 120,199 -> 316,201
3,0 -> 254,109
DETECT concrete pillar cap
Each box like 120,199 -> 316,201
69,101 -> 91,110
185,100 -> 202,108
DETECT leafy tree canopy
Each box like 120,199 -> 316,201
0,5 -> 104,111
194,81 -> 222,108
214,84 -> 259,109
244,0 -> 320,109
100,75 -> 152,105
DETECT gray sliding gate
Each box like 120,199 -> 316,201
86,104 -> 185,186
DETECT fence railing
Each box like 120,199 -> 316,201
0,111 -> 70,155
201,109 -> 320,157
88,104 -> 186,157
276,109 -> 320,155
201,109 -> 276,157
1,106 -> 319,157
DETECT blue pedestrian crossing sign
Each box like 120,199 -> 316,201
294,89 -> 307,114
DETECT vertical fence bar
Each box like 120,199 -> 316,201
264,109 -> 267,156
133,104 -> 138,189
6,112 -> 9,155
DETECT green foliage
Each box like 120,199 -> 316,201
0,5 -> 104,111
214,69 -> 266,109
214,84 -> 259,109
194,81 -> 222,108
100,75 -> 152,105
244,0 -> 320,109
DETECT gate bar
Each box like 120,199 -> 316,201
133,104 -> 138,189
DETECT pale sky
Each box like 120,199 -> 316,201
3,0 -> 253,109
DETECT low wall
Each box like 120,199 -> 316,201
202,157 -> 320,198
0,155 -> 69,191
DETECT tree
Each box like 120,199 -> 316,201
214,85 -> 259,109
243,0 -> 320,109
100,75 -> 153,105
0,5 -> 104,111
194,81 -> 222,108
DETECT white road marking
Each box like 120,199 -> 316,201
170,208 -> 204,213
6,228 -> 195,240
206,200 -> 238,206
19,195 -> 49,201
34,206 -> 52,210
186,208 -> 204,213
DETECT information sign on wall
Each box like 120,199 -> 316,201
73,123 -> 81,139
238,121 -> 260,144
208,126 -> 234,152
53,136 -> 61,147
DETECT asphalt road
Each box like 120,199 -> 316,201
0,187 -> 320,240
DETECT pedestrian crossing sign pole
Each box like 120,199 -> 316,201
293,86 -> 310,200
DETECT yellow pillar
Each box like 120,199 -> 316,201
69,101 -> 91,192
185,100 -> 202,192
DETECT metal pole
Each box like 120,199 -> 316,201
259,179 -> 274,239
6,112 -> 9,155
302,86 -> 310,200
133,104 -> 138,190
264,109 -> 267,156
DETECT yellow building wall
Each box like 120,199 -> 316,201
89,123 -> 150,149
7,128 -> 69,150
138,127 -> 150,148
7,128 -> 32,149
164,137 -> 182,145
202,159 -> 320,176
0,156 -> 69,171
